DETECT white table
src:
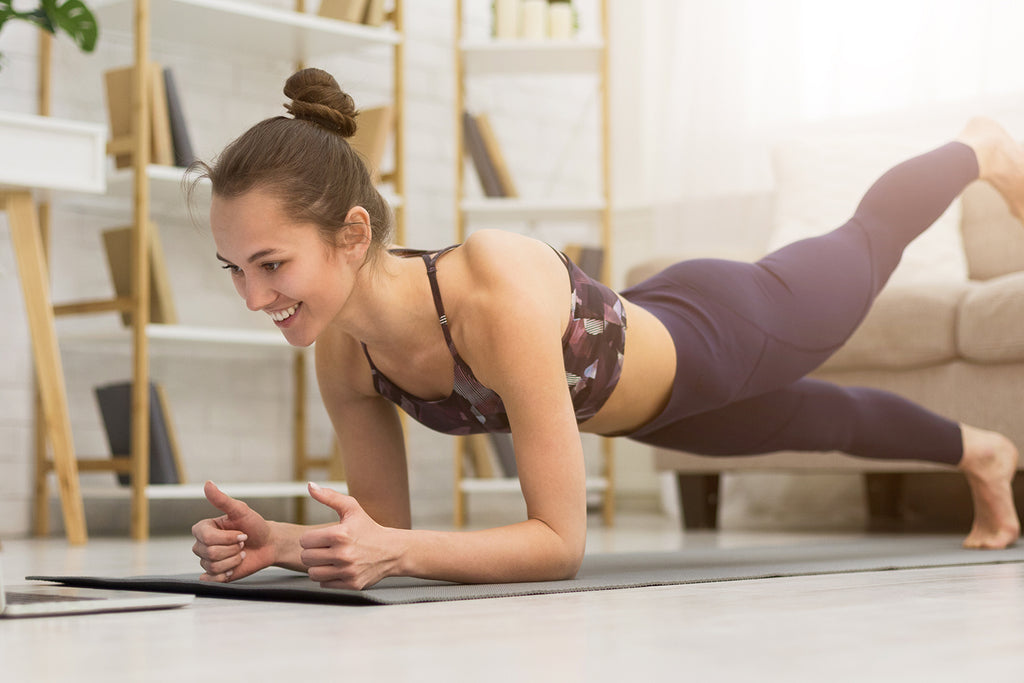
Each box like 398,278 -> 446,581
1,111 -> 107,545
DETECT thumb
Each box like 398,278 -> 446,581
204,481 -> 248,519
308,481 -> 358,519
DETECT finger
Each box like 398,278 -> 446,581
299,546 -> 344,567
298,524 -> 350,550
307,482 -> 359,519
192,519 -> 248,549
192,538 -> 246,562
204,481 -> 250,519
199,570 -> 235,583
199,551 -> 246,576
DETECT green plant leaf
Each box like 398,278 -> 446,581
42,0 -> 98,52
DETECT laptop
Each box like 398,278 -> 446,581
0,554 -> 193,618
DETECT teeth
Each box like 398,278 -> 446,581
268,304 -> 298,322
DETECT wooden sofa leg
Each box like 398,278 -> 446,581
677,474 -> 720,530
864,473 -> 905,531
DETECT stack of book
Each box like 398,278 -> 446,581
104,64 -> 195,169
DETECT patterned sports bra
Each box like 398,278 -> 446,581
360,245 -> 627,435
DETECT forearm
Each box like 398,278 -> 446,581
391,519 -> 585,584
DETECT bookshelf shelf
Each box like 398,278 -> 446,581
460,476 -> 608,495
74,481 -> 349,500
93,0 -> 399,60
461,197 -> 606,221
460,40 -> 604,74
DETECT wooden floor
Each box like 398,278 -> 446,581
3,513 -> 1024,682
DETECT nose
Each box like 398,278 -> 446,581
242,276 -> 275,312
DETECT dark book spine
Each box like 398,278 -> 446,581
163,68 -> 196,168
462,110 -> 505,197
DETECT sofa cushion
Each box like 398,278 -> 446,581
957,271 -> 1024,362
769,133 -> 967,286
960,181 -> 1024,280
820,282 -> 966,371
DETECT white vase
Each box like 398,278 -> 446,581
521,0 -> 547,39
494,0 -> 520,39
548,3 -> 573,39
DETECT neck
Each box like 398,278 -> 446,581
326,250 -> 429,347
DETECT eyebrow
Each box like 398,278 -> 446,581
215,248 -> 282,265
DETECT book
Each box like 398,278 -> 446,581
363,0 -> 385,26
462,110 -> 505,197
148,66 -> 174,168
103,63 -> 174,169
95,381 -> 181,486
474,113 -> 517,197
102,223 -> 179,326
163,67 -> 197,168
318,0 -> 368,23
348,105 -> 393,184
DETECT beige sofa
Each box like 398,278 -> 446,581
626,179 -> 1024,531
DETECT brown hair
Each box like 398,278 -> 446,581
186,68 -> 393,264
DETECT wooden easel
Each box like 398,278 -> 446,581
4,191 -> 88,545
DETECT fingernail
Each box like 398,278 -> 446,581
237,534 -> 248,542
225,570 -> 233,578
240,551 -> 247,559
308,481 -> 321,491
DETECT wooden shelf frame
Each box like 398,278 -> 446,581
453,0 -> 615,528
32,0 -> 406,542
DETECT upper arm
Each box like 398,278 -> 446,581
314,331 -> 410,529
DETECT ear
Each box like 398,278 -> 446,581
338,206 -> 372,261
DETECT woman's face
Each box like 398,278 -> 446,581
210,189 -> 355,347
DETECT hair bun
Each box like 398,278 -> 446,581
283,68 -> 358,138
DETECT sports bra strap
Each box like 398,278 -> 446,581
421,246 -> 460,357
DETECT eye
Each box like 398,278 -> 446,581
262,262 -> 282,273
221,264 -> 242,276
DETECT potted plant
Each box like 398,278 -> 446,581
0,0 -> 98,69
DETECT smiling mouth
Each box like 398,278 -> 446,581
267,303 -> 301,322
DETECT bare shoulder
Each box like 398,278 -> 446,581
313,323 -> 377,401
459,229 -> 567,294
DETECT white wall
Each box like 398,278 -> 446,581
0,0 -> 662,538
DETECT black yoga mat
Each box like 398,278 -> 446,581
29,536 -> 1024,606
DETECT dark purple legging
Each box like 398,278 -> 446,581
620,141 -> 979,465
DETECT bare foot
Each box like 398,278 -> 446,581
956,117 -> 1024,222
959,424 -> 1020,549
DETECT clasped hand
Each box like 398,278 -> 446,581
191,481 -> 397,590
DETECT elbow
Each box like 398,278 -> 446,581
551,531 -> 586,581
531,517 -> 586,580
558,550 -> 584,581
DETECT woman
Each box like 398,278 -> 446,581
191,68 -> 1020,590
